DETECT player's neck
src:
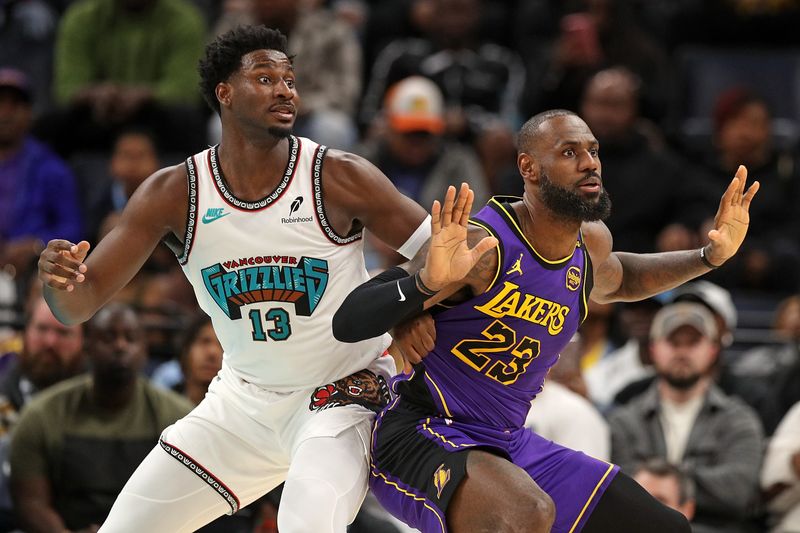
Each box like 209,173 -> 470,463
217,130 -> 290,200
516,198 -> 582,261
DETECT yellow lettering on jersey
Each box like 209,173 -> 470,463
474,281 -> 570,335
474,281 -> 517,318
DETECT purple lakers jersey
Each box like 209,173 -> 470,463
396,197 -> 592,429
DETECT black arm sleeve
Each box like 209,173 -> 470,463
332,266 -> 431,343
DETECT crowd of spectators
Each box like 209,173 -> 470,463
1,0 -> 800,531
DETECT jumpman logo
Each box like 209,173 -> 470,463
506,253 -> 524,276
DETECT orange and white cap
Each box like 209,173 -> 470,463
384,76 -> 445,134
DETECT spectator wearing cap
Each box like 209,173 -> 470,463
613,280 -> 737,406
356,76 -> 489,271
356,76 -> 489,211
697,87 -> 800,293
609,302 -> 764,533
671,280 -> 737,348
0,67 -> 81,280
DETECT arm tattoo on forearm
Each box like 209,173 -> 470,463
613,249 -> 708,301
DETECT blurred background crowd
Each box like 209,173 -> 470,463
1,0 -> 800,531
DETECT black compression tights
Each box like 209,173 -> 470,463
582,471 -> 691,533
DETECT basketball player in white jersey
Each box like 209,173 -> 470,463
36,26 -> 437,532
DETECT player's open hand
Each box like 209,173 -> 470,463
705,165 -> 759,267
419,183 -> 497,292
38,239 -> 91,291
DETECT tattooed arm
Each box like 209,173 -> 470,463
583,221 -> 714,303
586,165 -> 759,303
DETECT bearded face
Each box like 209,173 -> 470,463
539,168 -> 612,222
651,326 -> 718,391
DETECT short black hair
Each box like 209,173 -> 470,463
178,313 -> 213,362
114,125 -> 161,156
517,109 -> 577,154
634,457 -> 696,504
198,25 -> 290,114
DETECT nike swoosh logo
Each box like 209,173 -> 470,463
202,212 -> 230,224
396,281 -> 406,302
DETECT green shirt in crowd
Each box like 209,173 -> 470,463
53,0 -> 206,105
9,374 -> 193,530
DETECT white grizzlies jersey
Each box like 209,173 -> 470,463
176,136 -> 391,391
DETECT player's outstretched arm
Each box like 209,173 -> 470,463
332,184 -> 496,343
589,165 -> 759,303
38,165 -> 188,325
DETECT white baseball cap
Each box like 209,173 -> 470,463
384,76 -> 445,134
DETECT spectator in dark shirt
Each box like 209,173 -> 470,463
579,66 -> 710,254
697,88 -> 800,293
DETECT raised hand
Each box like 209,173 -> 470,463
38,240 -> 91,291
705,165 -> 760,266
419,183 -> 498,291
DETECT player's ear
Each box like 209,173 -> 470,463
216,82 -> 232,109
518,152 -> 539,184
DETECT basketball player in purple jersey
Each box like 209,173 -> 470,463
334,109 -> 759,533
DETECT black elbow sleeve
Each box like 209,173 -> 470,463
333,267 -> 429,343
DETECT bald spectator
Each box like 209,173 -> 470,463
579,67 -> 710,254
9,303 -> 192,532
